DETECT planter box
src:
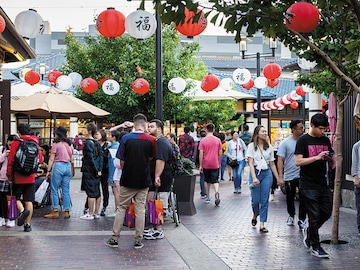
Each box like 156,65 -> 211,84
173,174 -> 197,216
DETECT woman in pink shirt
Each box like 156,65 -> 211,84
44,126 -> 74,219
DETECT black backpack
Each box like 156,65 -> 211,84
14,139 -> 40,175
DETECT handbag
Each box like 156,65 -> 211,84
7,184 -> 18,220
227,141 -> 239,168
64,142 -> 75,177
123,201 -> 135,228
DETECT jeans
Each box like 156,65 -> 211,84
285,178 -> 306,221
355,187 -> 360,231
232,159 -> 246,190
51,162 -> 72,211
302,188 -> 333,249
249,168 -> 272,222
111,186 -> 148,242
200,172 -> 206,196
220,155 -> 227,180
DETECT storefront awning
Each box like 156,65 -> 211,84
0,7 -> 36,63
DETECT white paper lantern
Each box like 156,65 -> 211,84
277,105 -> 285,110
126,10 -> 157,40
254,76 -> 268,89
253,103 -> 258,111
264,102 -> 272,111
19,68 -> 32,81
15,9 -> 44,39
219,78 -> 235,91
68,72 -> 83,87
290,90 -> 301,101
275,98 -> 282,108
102,79 -> 120,95
269,100 -> 278,110
168,77 -> 186,94
281,95 -> 291,105
232,68 -> 251,85
56,75 -> 73,90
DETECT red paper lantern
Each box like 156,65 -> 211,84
175,9 -> 207,38
322,99 -> 327,107
242,78 -> 254,90
132,78 -> 150,94
81,78 -> 98,94
201,74 -> 220,92
48,70 -> 62,85
100,75 -> 112,86
96,7 -> 125,39
285,2 -> 320,33
25,70 -> 40,85
267,78 -> 279,88
263,63 -> 281,80
0,15 -> 5,34
290,101 -> 299,109
295,86 -> 306,97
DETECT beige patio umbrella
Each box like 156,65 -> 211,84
11,86 -> 110,118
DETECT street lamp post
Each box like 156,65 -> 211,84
240,37 -> 277,125
155,12 -> 163,121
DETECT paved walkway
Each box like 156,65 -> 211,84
1,169 -> 359,270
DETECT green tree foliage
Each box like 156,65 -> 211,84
62,25 -> 207,123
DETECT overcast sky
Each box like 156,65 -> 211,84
1,0 -> 230,34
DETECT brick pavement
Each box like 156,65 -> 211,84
0,168 -> 359,270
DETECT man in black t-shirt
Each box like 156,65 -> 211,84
295,113 -> 334,258
106,113 -> 156,250
144,119 -> 173,240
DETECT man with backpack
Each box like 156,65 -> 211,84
6,123 -> 43,232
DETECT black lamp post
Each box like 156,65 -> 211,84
239,37 -> 278,125
155,12 -> 163,121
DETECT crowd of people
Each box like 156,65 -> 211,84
0,113 -> 359,258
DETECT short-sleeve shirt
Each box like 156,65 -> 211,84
277,136 -> 300,181
119,131 -> 156,189
51,142 -> 74,162
199,135 -> 222,169
246,142 -> 275,166
179,134 -> 195,158
294,133 -> 333,189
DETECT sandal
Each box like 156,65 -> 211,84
259,227 -> 269,233
251,218 -> 257,227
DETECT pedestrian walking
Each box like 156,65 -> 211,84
193,130 -> 207,198
295,113 -> 334,258
247,125 -> 279,233
178,126 -> 195,161
277,120 -> 307,229
198,123 -> 222,206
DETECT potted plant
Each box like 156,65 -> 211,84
173,157 -> 197,215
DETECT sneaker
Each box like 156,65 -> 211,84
100,208 -> 106,216
17,209 -> 30,226
143,229 -> 164,240
269,194 -> 274,201
201,195 -> 207,199
134,241 -> 144,249
287,216 -> 294,226
24,223 -> 32,232
298,220 -> 307,231
143,227 -> 154,234
6,220 -> 15,227
204,197 -> 211,204
303,227 -> 310,250
311,246 -> 329,258
80,213 -> 94,220
215,192 -> 220,206
0,217 -> 5,226
93,214 -> 100,219
105,238 -> 118,248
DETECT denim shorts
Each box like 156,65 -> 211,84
203,168 -> 220,184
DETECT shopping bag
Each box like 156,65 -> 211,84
147,200 -> 156,225
7,185 -> 18,220
123,202 -> 135,228
155,199 -> 164,225
34,179 -> 50,203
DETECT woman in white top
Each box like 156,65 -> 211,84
226,130 -> 247,194
246,125 -> 279,233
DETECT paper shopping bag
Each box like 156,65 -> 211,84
35,179 -> 50,203
123,202 -> 135,228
